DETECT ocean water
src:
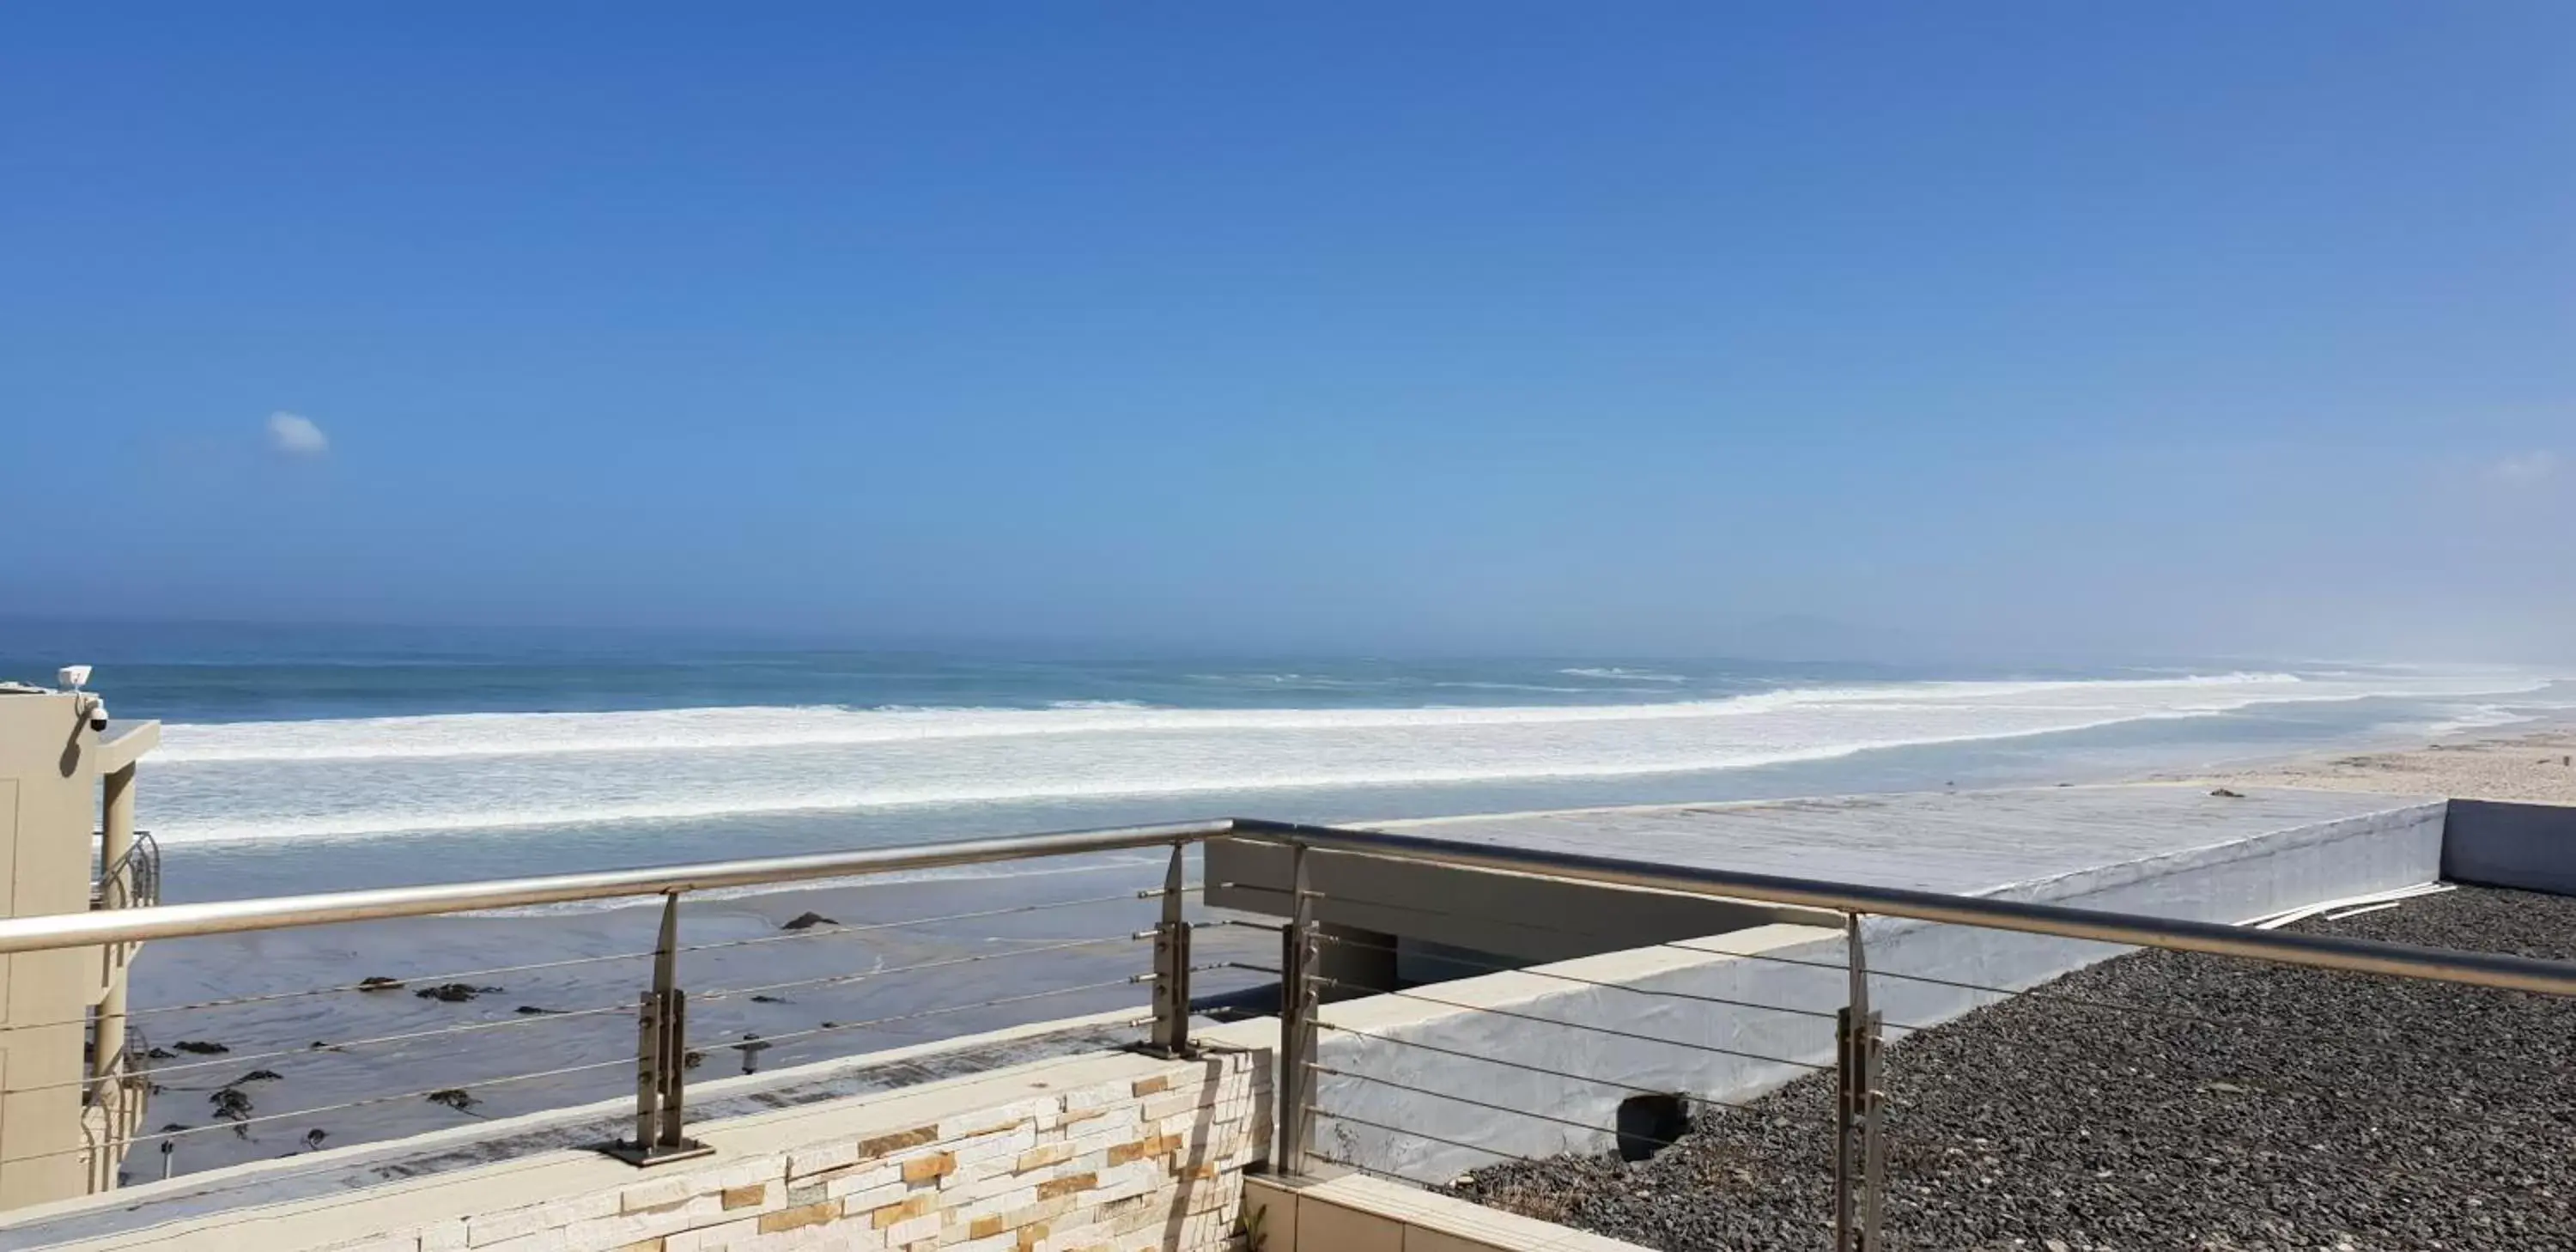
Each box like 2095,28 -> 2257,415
7,622 -> 2572,902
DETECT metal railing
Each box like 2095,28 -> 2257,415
15,819 -> 2571,990
0,815 -> 2570,1245
0,821 -> 1256,1182
91,830 -> 161,912
1241,823 -> 2576,1251
75,1023 -> 153,1193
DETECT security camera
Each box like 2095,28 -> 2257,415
58,665 -> 92,690
85,699 -> 110,732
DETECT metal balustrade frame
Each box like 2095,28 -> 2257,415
4,813 -> 2574,1247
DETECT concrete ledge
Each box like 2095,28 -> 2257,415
2443,798 -> 2576,896
1244,1170 -> 1648,1252
91,723 -> 158,775
1206,842 -> 1827,966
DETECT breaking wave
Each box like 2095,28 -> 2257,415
141,671 -> 2553,844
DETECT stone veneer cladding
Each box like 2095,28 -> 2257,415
313,1049 -> 1265,1252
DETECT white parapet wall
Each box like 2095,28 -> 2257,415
0,1042 -> 1271,1252
1309,789 -> 2448,1182
1242,1170 -> 1653,1252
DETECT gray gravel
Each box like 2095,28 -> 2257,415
1449,885 -> 2576,1251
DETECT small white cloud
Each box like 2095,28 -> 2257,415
266,411 -> 328,457
2486,450 -> 2558,486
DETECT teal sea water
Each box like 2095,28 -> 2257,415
6,621 -> 2570,902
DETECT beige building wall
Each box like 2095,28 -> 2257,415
0,689 -> 156,1209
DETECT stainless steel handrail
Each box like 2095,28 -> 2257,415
0,820 -> 1234,952
3,814 -> 2573,998
15,810 -> 2576,1207
1224,817 -> 2576,997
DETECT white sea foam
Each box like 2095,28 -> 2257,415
1559,666 -> 1688,682
153,672 -> 2309,766
2415,704 -> 2543,738
140,671 -> 2556,845
1429,681 -> 1605,693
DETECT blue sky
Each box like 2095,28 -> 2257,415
3,4 -> 2569,660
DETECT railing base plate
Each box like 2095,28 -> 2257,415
600,1138 -> 715,1168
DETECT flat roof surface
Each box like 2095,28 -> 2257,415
1375,781 -> 2443,896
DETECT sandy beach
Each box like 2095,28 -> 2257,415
2192,726 -> 2576,805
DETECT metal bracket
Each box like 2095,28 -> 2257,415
1140,842 -> 1199,1060
1276,845 -> 1320,1176
1834,913 -> 1886,1251
604,891 -> 713,1167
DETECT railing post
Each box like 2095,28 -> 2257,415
1277,843 -> 1319,1176
656,890 -> 690,1151
92,763 -> 139,1192
1145,841 -> 1195,1058
606,890 -> 711,1166
1834,912 -> 1886,1251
